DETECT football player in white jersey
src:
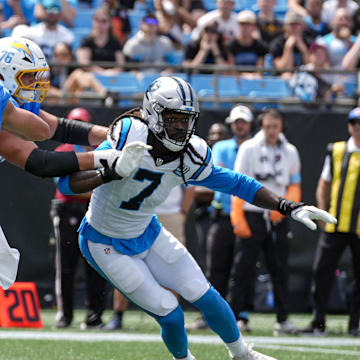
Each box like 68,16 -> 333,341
59,76 -> 337,360
0,37 -> 132,290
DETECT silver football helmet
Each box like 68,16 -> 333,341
142,76 -> 200,152
0,37 -> 50,103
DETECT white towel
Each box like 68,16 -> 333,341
252,130 -> 289,187
0,226 -> 20,290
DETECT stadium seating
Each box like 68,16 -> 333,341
128,11 -> 144,36
74,8 -> 96,29
72,28 -> 89,50
344,82 -> 358,97
238,77 -> 292,98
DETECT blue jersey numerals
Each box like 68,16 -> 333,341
0,51 -> 15,64
120,169 -> 163,211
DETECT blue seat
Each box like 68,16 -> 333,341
128,11 -> 144,36
72,28 -> 89,50
74,9 -> 96,29
218,75 -> 239,97
93,72 -> 140,94
238,77 -> 291,98
190,74 -> 215,96
344,82 -> 357,97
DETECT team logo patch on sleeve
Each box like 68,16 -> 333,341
173,165 -> 190,177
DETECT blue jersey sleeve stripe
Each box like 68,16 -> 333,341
58,175 -> 77,195
290,172 -> 301,184
189,165 -> 263,204
96,140 -> 112,150
0,88 -> 11,131
190,147 -> 211,180
117,117 -> 132,150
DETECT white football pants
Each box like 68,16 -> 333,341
85,226 -> 210,316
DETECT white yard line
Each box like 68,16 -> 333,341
0,331 -> 360,356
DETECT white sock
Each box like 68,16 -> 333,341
174,350 -> 196,360
225,336 -> 247,358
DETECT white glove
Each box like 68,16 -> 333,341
291,205 -> 337,230
93,148 -> 121,169
114,141 -> 153,178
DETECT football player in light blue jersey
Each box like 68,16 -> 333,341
0,37 -> 135,291
59,77 -> 337,360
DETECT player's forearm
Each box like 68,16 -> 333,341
66,170 -> 105,193
49,115 -> 107,146
88,125 -> 108,145
252,187 -> 280,211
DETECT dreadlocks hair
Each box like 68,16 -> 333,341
108,108 -> 147,145
179,142 -> 208,186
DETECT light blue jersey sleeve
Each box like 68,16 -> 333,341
189,165 -> 263,204
21,101 -> 41,115
0,83 -> 11,131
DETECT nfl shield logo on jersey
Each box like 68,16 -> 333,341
156,158 -> 164,166
104,248 -> 111,255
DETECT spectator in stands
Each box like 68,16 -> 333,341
123,12 -> 175,72
303,0 -> 331,42
342,33 -> 360,71
270,10 -> 312,80
228,10 -> 268,79
35,0 -> 77,27
256,0 -> 284,43
306,43 -> 343,99
317,8 -> 357,85
181,0 -> 206,24
0,0 -> 35,36
289,43 -> 343,102
191,0 -> 239,45
61,6 -> 125,101
288,0 -> 307,17
154,0 -> 196,49
321,0 -> 359,27
352,8 -> 360,36
13,0 -> 75,61
183,21 -> 230,72
104,0 -> 133,46
48,42 -> 76,102
76,6 -> 124,72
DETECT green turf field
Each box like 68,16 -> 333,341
0,310 -> 359,360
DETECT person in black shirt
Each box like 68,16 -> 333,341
270,10 -> 312,79
303,0 -> 331,42
256,0 -> 284,43
183,21 -> 230,73
228,10 -> 268,78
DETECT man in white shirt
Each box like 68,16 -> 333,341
12,0 -> 75,61
230,108 -> 301,335
191,0 -> 239,45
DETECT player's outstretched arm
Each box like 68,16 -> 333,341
2,101 -> 50,141
58,141 -> 153,194
253,187 -> 337,230
40,110 -> 109,146
0,130 -> 125,178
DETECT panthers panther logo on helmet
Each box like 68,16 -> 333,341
143,76 -> 200,152
0,36 -> 50,103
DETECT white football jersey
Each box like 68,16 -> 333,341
86,117 -> 212,239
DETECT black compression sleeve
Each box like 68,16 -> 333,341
25,148 -> 80,178
51,117 -> 94,145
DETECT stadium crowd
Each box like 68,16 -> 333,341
2,0 -> 360,103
